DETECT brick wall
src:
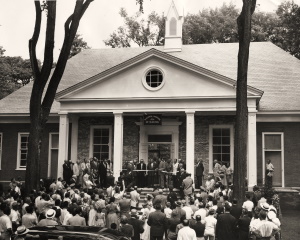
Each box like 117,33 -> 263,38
77,116 -> 114,160
0,123 -> 59,182
257,122 -> 300,187
123,116 -> 140,163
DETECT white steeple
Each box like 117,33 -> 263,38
164,0 -> 184,52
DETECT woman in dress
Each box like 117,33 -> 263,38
225,163 -> 233,187
219,162 -> 227,186
140,203 -> 150,240
106,197 -> 120,230
95,208 -> 106,227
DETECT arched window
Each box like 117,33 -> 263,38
170,17 -> 177,35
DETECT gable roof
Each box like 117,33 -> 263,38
56,48 -> 263,99
0,42 -> 299,114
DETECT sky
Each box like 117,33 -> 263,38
1,0 -> 300,61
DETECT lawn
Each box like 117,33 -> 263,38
280,209 -> 300,240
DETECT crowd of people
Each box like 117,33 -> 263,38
0,157 -> 281,240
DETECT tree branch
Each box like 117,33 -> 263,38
40,0 -> 56,82
29,0 -> 42,80
41,0 -> 93,117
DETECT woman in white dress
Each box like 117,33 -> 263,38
141,203 -> 155,240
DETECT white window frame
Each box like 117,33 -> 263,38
142,66 -> 166,91
0,133 -> 3,170
209,125 -> 234,173
89,125 -> 112,160
262,132 -> 285,187
16,132 -> 29,170
48,132 -> 59,178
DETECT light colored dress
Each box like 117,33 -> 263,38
88,206 -> 97,226
95,212 -> 106,227
140,207 -> 152,240
106,203 -> 120,230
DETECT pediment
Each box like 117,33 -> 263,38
56,49 -> 263,101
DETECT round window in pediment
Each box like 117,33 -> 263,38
142,68 -> 165,91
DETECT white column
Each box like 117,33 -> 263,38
113,112 -> 123,181
71,115 -> 79,162
58,114 -> 69,178
186,111 -> 195,180
248,112 -> 257,188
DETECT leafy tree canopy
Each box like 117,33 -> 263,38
104,8 -> 164,47
105,2 -> 300,59
69,33 -> 90,58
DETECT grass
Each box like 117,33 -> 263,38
280,209 -> 300,240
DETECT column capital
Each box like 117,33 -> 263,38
185,110 -> 195,115
113,111 -> 123,116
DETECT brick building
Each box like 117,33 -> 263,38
0,1 -> 300,189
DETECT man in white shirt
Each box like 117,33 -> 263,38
182,200 -> 193,220
193,202 -> 207,224
73,160 -> 80,177
242,194 -> 254,212
0,205 -> 13,240
253,211 -> 279,239
130,186 -> 140,209
177,219 -> 197,240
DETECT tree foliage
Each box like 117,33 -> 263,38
0,46 -> 5,56
105,2 -> 300,60
69,33 -> 90,58
271,1 -> 300,59
104,8 -> 164,47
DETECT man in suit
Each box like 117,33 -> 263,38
147,203 -> 167,240
230,199 -> 243,220
137,159 -> 147,188
153,189 -> 168,209
158,159 -> 166,188
195,159 -> 204,189
167,187 -> 178,209
147,159 -> 157,188
119,193 -> 131,219
128,209 -> 144,240
216,204 -> 238,240
182,173 -> 193,202
98,160 -> 107,188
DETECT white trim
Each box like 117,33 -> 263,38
209,125 -> 234,173
89,125 -> 112,160
48,132 -> 59,178
262,132 -> 285,187
16,132 -> 29,170
0,133 -> 2,170
142,66 -> 166,91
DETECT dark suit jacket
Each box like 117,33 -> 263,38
230,205 -> 243,220
137,163 -> 147,171
128,217 -> 144,240
153,194 -> 168,208
196,162 -> 204,176
147,210 -> 167,237
216,213 -> 238,240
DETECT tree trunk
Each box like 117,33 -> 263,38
233,0 -> 256,206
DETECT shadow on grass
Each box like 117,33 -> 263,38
281,209 -> 300,240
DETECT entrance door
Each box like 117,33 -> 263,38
148,143 -> 171,161
263,133 -> 284,187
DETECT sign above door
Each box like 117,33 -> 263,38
144,114 -> 162,125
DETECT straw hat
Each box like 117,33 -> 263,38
15,225 -> 29,236
46,209 -> 56,219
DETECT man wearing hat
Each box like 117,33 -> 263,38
38,209 -> 58,226
252,211 -> 279,239
13,225 -> 29,240
128,209 -> 144,240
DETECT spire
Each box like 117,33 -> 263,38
164,0 -> 184,52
